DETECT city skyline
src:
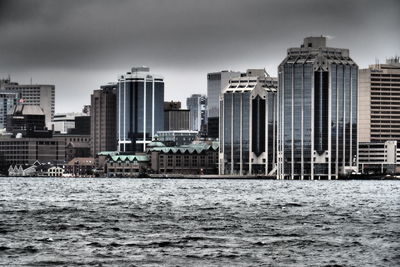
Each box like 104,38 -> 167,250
0,0 -> 399,113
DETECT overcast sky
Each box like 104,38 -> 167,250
0,0 -> 399,113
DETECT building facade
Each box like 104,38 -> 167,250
186,94 -> 207,132
91,84 -> 117,156
0,91 -> 20,129
117,67 -> 164,152
154,130 -> 198,146
207,71 -> 241,138
277,36 -> 358,180
359,57 -> 400,142
164,101 -> 190,131
4,83 -> 55,129
219,69 -> 277,175
358,141 -> 399,174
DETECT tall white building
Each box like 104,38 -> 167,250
220,69 -> 277,175
117,67 -> 164,152
3,83 -> 55,129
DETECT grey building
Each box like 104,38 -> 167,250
91,84 -> 117,156
359,57 -> 400,143
277,36 -> 358,180
154,130 -> 198,146
164,101 -> 190,131
0,90 -> 20,129
219,69 -> 277,175
3,83 -> 55,129
207,70 -> 241,138
117,67 -> 164,152
186,94 -> 207,133
358,141 -> 399,174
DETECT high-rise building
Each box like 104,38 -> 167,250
0,90 -> 20,129
359,57 -> 400,143
277,36 -> 358,180
164,101 -> 190,131
219,69 -> 277,175
3,83 -> 55,129
91,83 -> 117,156
117,67 -> 164,152
207,70 -> 241,138
186,94 -> 207,132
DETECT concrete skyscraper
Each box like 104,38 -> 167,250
186,94 -> 207,132
207,70 -> 241,138
91,83 -> 117,156
359,57 -> 400,143
117,67 -> 164,152
277,37 -> 358,180
219,69 -> 277,175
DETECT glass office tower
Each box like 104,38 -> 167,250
117,67 -> 164,152
277,37 -> 358,180
219,69 -> 277,175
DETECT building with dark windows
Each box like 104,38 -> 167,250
358,141 -> 400,174
117,67 -> 164,153
164,101 -> 190,131
207,70 -> 241,138
3,83 -> 55,129
186,94 -> 207,133
154,130 -> 198,146
91,84 -> 117,156
0,90 -> 20,129
359,57 -> 400,143
219,69 -> 277,175
277,36 -> 358,180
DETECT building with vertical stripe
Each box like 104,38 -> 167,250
277,36 -> 358,180
117,67 -> 164,153
219,69 -> 277,175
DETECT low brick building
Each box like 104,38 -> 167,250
65,157 -> 95,176
106,155 -> 149,177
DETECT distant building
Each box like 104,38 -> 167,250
186,94 -> 207,133
148,142 -> 219,174
219,69 -> 277,175
358,141 -> 400,174
68,115 -> 90,135
359,57 -> 400,142
207,71 -> 241,138
65,157 -> 95,176
117,67 -> 164,153
106,155 -> 149,177
3,83 -> 55,129
91,83 -> 117,156
0,135 -> 66,166
0,90 -> 20,129
6,105 -> 51,137
154,130 -> 198,146
164,101 -> 190,131
52,113 -> 80,134
54,133 -> 91,162
277,36 -> 358,180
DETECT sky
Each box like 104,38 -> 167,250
0,0 -> 399,113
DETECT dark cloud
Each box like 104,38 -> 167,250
0,0 -> 399,112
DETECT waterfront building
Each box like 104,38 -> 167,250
117,67 -> 164,153
358,141 -> 400,174
3,83 -> 55,129
154,130 -> 198,146
148,142 -> 219,174
207,70 -> 241,138
106,155 -> 149,177
277,36 -> 358,180
91,83 -> 117,156
359,57 -> 400,142
186,94 -> 207,132
0,135 -> 66,166
219,69 -> 277,175
0,91 -> 20,129
65,157 -> 95,176
164,101 -> 190,131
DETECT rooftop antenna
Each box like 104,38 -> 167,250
30,77 -> 32,85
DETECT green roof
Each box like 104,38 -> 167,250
110,155 -> 149,162
147,141 -> 166,147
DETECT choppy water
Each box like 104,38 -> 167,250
0,178 -> 399,266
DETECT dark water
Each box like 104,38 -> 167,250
0,178 -> 399,266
